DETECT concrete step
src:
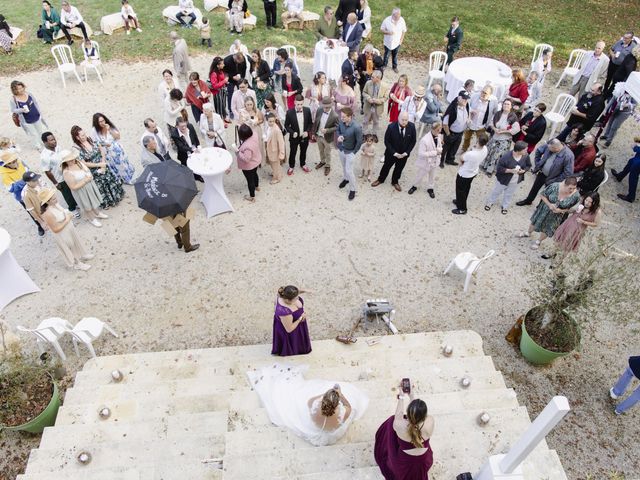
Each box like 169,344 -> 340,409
76,331 -> 484,381
18,462 -> 223,480
64,369 -> 507,408
40,411 -> 227,449
226,388 -> 519,431
274,466 -> 383,480
24,435 -> 224,475
54,393 -> 229,426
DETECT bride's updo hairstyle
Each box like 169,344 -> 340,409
278,285 -> 299,300
321,388 -> 340,417
406,399 -> 427,448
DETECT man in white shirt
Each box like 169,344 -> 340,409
283,0 -> 304,20
380,8 -> 406,73
39,132 -> 80,218
452,132 -> 489,214
570,41 -> 609,98
176,0 -> 197,27
400,85 -> 427,123
140,118 -> 172,161
462,86 -> 496,153
60,1 -> 89,44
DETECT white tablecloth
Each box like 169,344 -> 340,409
0,228 -> 40,311
313,40 -> 348,83
187,148 -> 234,218
444,57 -> 513,102
100,13 -> 125,35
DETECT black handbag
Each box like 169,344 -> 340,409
36,25 -> 44,39
456,473 -> 473,480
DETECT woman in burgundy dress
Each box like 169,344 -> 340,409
271,285 -> 312,356
374,382 -> 435,479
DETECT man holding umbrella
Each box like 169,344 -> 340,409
135,161 -> 200,253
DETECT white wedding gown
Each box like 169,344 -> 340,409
246,363 -> 369,446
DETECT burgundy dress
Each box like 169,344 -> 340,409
374,416 -> 433,480
271,297 -> 312,356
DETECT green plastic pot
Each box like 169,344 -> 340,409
519,315 -> 573,365
1,382 -> 61,434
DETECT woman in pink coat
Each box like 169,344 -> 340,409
235,123 -> 262,202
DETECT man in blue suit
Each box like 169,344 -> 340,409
341,13 -> 363,53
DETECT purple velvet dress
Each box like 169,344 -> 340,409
271,297 -> 312,356
374,416 -> 433,480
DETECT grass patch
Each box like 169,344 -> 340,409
1,0 -> 639,75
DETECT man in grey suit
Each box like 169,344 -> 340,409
313,97 -> 340,176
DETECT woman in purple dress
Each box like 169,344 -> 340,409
272,285 -> 312,356
374,381 -> 435,480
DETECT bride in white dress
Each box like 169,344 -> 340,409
247,363 -> 369,446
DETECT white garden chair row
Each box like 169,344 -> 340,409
51,42 -> 104,88
17,317 -> 118,360
263,44 -> 299,74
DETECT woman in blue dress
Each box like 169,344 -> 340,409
91,113 -> 135,184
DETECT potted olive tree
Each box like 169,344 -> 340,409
0,322 -> 61,434
518,235 -> 639,365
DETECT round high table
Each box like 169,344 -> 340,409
187,147 -> 234,218
313,40 -> 349,83
444,57 -> 513,102
0,228 -> 40,311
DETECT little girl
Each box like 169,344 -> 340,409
200,18 -> 211,47
82,39 -> 101,69
121,0 -> 142,34
359,134 -> 377,181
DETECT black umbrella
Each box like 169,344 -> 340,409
134,162 -> 197,218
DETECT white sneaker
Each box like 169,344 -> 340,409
379,156 -> 385,164
74,262 -> 91,271
81,254 -> 95,261
72,210 -> 81,219
136,28 -> 142,33
96,212 -> 109,219
126,30 -> 131,35
609,387 -> 619,400
89,218 -> 102,228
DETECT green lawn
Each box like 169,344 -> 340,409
2,0 -> 639,75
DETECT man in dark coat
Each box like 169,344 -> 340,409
444,16 -> 463,65
372,112 -> 417,191
284,95 -> 313,174
170,117 -> 203,182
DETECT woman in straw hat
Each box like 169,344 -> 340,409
39,188 -> 94,271
61,150 -> 108,228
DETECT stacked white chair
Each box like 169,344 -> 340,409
427,51 -> 447,89
51,44 -> 83,88
545,93 -> 578,139
81,40 -> 104,84
443,250 -> 496,292
262,47 -> 278,71
69,317 -> 119,358
555,49 -> 588,88
17,317 -> 73,361
282,44 -> 299,72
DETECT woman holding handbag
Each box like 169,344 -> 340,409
9,80 -> 48,149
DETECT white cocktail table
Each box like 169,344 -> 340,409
444,57 -> 513,102
313,40 -> 349,83
0,228 -> 40,311
187,147 -> 234,218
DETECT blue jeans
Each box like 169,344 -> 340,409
612,367 -> 640,414
383,46 -> 400,69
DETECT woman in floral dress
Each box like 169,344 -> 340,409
71,125 -> 124,209
91,113 -> 135,184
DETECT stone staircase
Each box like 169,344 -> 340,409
16,331 -> 568,480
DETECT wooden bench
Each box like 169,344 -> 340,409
100,13 -> 126,35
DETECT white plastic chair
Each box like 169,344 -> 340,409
443,250 -> 496,292
281,44 -> 299,72
427,51 -> 447,89
530,43 -> 553,71
263,47 -> 278,72
555,49 -> 588,88
81,40 -> 104,84
596,170 -> 608,191
51,45 -> 83,88
68,317 -> 118,358
544,93 -> 578,139
17,317 -> 74,361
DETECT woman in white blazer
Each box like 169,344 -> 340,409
408,122 -> 443,198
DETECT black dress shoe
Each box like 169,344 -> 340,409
439,162 -> 445,169
408,186 -> 417,195
611,169 -> 622,182
427,189 -> 435,198
339,180 -> 349,189
184,244 -> 200,253
348,191 -> 355,200
445,160 -> 459,166
617,194 -> 633,203
452,209 -> 467,215
515,200 -> 531,206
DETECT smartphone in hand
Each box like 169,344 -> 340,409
401,378 -> 411,394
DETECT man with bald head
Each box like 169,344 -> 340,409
372,111 -> 417,191
516,138 -> 574,206
341,12 -> 364,52
570,41 -> 609,98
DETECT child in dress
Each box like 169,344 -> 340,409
200,18 -> 211,47
81,39 -> 101,69
359,133 -> 377,181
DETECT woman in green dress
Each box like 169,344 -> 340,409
41,1 -> 62,44
518,176 -> 580,250
70,125 -> 124,209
